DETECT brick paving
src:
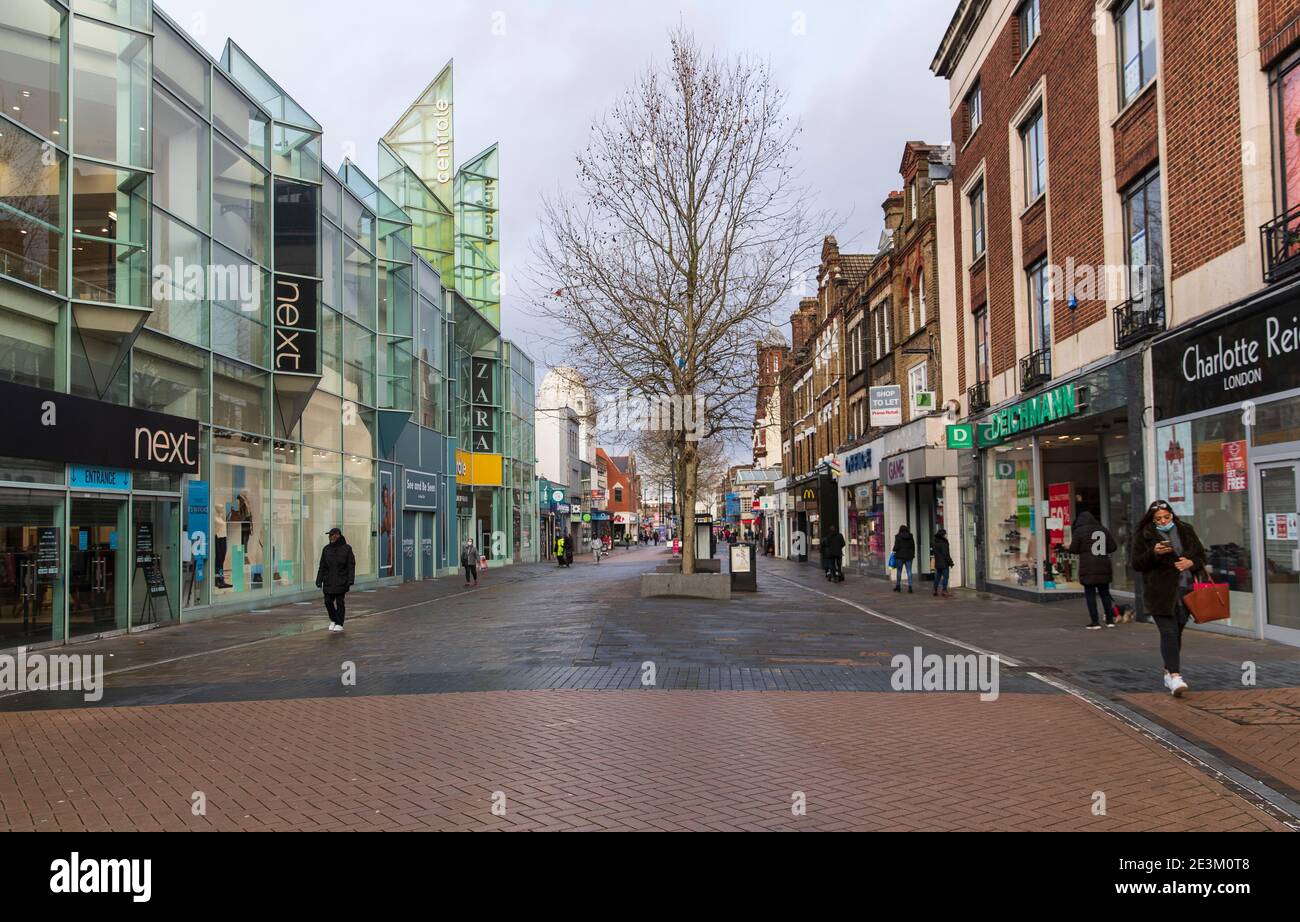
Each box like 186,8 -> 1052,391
0,689 -> 1287,831
0,545 -> 1297,830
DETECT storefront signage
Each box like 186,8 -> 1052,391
946,425 -> 974,449
995,460 -> 1015,480
1016,469 -> 1033,528
272,274 -> 319,375
554,502 -> 571,514
1222,441 -> 1248,492
1156,423 -> 1194,517
36,527 -> 60,579
185,480 -> 209,582
1266,514 -> 1299,540
135,521 -> 154,566
882,454 -> 908,486
844,448 -> 873,473
1152,294 -> 1300,419
470,357 -> 498,453
404,468 -> 439,510
455,449 -> 503,486
70,465 -> 132,492
0,380 -> 199,475
869,386 -> 903,428
978,384 -> 1081,447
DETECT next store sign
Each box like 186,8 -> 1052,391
978,384 -> 1082,447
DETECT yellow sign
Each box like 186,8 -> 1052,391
456,449 -> 503,487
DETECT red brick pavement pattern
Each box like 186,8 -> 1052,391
0,690 -> 1286,832
1123,688 -> 1300,797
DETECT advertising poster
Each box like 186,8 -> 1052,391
185,480 -> 210,582
1047,482 -> 1073,551
1016,468 -> 1032,528
1222,440 -> 1248,493
1155,423 -> 1194,517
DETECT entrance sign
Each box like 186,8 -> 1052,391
70,465 -> 132,492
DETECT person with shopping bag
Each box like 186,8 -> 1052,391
1130,499 -> 1218,698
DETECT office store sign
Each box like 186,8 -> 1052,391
1153,297 -> 1300,419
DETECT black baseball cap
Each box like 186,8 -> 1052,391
327,527 -> 341,536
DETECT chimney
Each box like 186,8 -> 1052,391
790,298 -> 818,354
883,191 -> 905,233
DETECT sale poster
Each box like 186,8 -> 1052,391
1222,441 -> 1248,493
1047,482 -> 1073,550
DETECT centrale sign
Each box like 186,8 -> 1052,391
979,384 -> 1081,447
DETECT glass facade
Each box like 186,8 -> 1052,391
0,4 -> 535,646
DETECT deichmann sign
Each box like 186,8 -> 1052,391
0,379 -> 200,474
946,425 -> 974,449
977,383 -> 1082,447
1152,294 -> 1300,419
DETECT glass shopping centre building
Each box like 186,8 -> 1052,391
0,0 -> 536,650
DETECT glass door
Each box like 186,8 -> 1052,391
1257,461 -> 1300,639
68,497 -> 129,639
131,497 -> 180,628
0,489 -> 65,648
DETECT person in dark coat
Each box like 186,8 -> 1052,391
931,528 -> 954,598
461,539 -> 479,585
892,525 -> 915,593
1130,499 -> 1207,698
823,526 -> 846,582
315,527 -> 355,633
1069,508 -> 1118,629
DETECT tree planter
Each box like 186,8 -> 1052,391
640,573 -> 731,600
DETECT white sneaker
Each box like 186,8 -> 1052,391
1163,672 -> 1173,691
328,623 -> 341,633
1169,674 -> 1188,698
1085,624 -> 1102,630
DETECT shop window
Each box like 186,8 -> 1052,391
1155,413 -> 1255,632
0,303 -> 58,390
132,330 -> 208,421
211,431 -> 269,598
985,440 -> 1036,588
71,160 -> 149,306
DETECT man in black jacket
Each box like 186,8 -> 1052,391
316,527 -> 356,633
823,526 -> 846,582
1068,509 -> 1118,629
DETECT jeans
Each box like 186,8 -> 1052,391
1154,598 -> 1190,673
894,560 -> 913,588
324,593 -> 346,626
828,556 -> 843,580
1084,583 -> 1116,625
933,566 -> 950,592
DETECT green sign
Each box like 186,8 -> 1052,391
946,424 -> 974,449
1016,468 -> 1032,528
995,459 -> 1015,480
978,384 -> 1081,447
582,513 -> 592,523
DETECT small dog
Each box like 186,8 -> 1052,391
1114,604 -> 1136,624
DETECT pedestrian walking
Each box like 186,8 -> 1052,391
892,525 -> 915,593
931,528 -> 954,598
823,526 -> 846,582
1130,499 -> 1206,698
315,527 -> 355,633
1069,508 -> 1118,629
461,538 -> 479,585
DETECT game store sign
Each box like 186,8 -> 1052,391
1152,294 -> 1300,419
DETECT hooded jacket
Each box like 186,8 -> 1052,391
316,534 -> 356,594
931,531 -> 954,569
1067,511 -> 1117,586
892,528 -> 915,561
823,530 -> 846,558
1130,518 -> 1206,617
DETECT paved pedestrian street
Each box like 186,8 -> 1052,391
2,546 -> 1297,832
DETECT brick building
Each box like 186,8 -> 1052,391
931,0 -> 1300,644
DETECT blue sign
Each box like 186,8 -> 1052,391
186,480 -> 209,583
845,449 -> 873,474
78,530 -> 87,551
69,465 -> 132,491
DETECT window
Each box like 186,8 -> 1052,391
967,81 -> 982,136
73,17 -> 150,168
908,362 -> 929,413
1117,0 -> 1158,107
153,14 -> 207,116
907,283 -> 915,336
1027,258 -> 1051,351
919,275 -> 927,326
1018,0 -> 1040,55
909,178 -> 918,221
0,0 -> 65,142
212,134 -> 268,266
1122,167 -> 1163,301
614,486 -> 623,503
975,308 -> 990,382
1021,107 -> 1046,202
153,85 -> 208,230
0,123 -> 65,293
970,181 -> 986,259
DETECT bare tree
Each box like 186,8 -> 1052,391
531,28 -> 822,573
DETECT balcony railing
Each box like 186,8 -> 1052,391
1261,203 -> 1300,283
1020,348 -> 1052,392
1113,287 -> 1166,350
967,380 -> 990,414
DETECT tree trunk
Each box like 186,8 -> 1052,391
680,438 -> 699,575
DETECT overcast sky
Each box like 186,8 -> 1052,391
159,0 -> 955,372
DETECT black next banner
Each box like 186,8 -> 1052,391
0,379 -> 200,474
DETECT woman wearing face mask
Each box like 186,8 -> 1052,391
1130,499 -> 1207,698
